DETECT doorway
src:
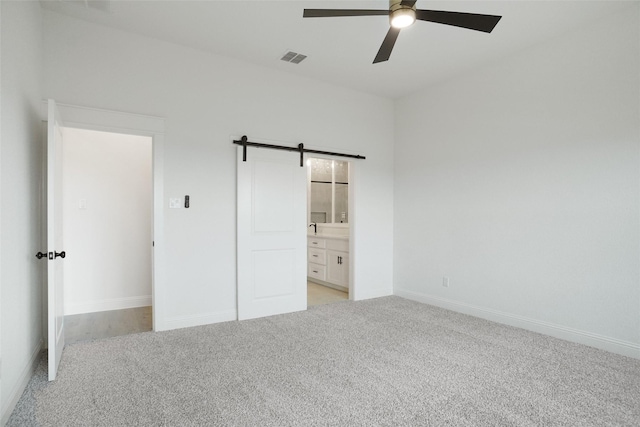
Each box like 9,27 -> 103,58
61,127 -> 153,343
43,100 -> 165,380
306,157 -> 351,307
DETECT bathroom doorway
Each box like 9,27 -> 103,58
306,157 -> 351,307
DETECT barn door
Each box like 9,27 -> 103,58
237,146 -> 307,320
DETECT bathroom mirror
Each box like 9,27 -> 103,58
308,158 -> 349,224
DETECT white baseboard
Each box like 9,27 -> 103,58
1,339 -> 43,425
158,310 -> 237,332
355,287 -> 393,301
395,288 -> 640,360
65,295 -> 152,315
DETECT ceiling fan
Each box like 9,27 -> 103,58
303,0 -> 502,64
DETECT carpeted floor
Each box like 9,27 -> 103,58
8,296 -> 640,426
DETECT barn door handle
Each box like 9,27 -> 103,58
35,251 -> 47,260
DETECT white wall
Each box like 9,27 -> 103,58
62,127 -> 152,315
43,11 -> 395,330
394,5 -> 640,358
0,0 -> 44,422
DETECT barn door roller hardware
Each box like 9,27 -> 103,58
233,135 -> 366,167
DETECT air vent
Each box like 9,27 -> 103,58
280,51 -> 307,64
290,54 -> 307,64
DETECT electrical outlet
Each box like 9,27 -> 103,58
442,276 -> 450,288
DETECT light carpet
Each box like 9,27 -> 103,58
8,296 -> 640,426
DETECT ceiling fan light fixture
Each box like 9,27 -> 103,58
390,8 -> 416,28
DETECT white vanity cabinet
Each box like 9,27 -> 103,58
326,250 -> 349,288
307,236 -> 349,292
307,237 -> 327,281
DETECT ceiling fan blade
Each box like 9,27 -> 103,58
400,0 -> 417,7
373,27 -> 401,64
303,9 -> 389,18
415,10 -> 502,33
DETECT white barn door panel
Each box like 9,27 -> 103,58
237,146 -> 307,320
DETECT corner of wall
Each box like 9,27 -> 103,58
0,340 -> 42,425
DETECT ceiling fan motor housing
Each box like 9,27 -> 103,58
389,0 -> 417,28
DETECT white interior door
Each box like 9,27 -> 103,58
47,99 -> 65,381
237,146 -> 307,320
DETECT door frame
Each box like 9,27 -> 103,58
305,153 -> 356,300
41,101 -> 166,335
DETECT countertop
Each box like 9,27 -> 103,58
307,233 -> 349,241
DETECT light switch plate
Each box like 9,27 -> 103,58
169,198 -> 181,209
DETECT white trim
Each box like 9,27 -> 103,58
348,158 -> 356,301
65,296 -> 152,315
151,134 -> 164,332
395,288 -> 640,359
0,339 -> 42,425
356,287 -> 393,301
161,310 -> 237,331
0,2 -> 3,412
42,101 -> 164,135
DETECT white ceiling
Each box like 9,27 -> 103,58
40,0 -> 633,99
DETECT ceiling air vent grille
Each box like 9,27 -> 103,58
280,51 -> 307,64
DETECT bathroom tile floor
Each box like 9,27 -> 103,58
64,283 -> 347,344
307,281 -> 348,306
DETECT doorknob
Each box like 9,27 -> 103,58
37,251 -> 65,260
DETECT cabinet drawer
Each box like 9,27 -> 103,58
308,248 -> 326,265
307,263 -> 326,281
326,239 -> 348,252
308,238 -> 326,249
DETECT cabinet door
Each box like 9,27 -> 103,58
339,252 -> 349,286
326,250 -> 348,287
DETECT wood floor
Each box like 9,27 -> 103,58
65,306 -> 152,345
64,283 -> 347,344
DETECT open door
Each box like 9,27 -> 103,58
47,99 -> 65,381
237,146 -> 307,320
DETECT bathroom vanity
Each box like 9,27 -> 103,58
307,235 -> 349,292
